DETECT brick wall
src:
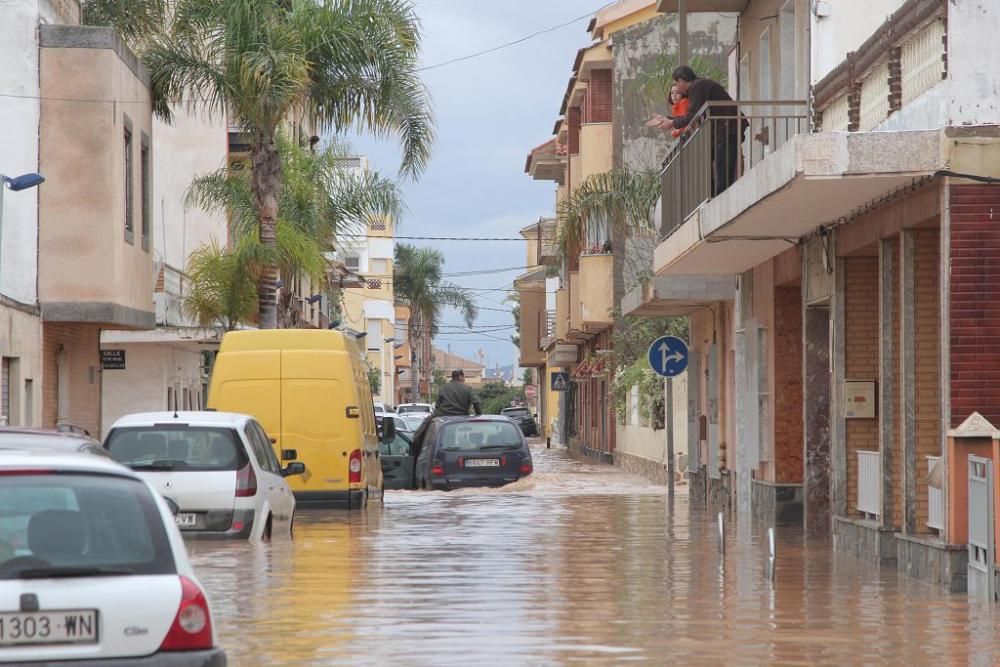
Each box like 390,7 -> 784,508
914,227 -> 941,532
567,107 -> 582,155
949,184 -> 1000,427
42,323 -> 102,437
586,69 -> 613,124
844,256 -> 880,516
774,286 -> 804,484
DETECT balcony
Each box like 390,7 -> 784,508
38,25 -> 155,330
536,219 -> 560,266
660,100 -> 808,241
515,268 -> 547,368
578,253 -> 613,330
856,450 -> 881,519
555,287 -> 569,340
568,271 -> 582,334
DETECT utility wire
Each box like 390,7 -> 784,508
416,1 -> 619,72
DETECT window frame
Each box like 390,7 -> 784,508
123,116 -> 134,245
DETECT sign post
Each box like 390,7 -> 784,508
647,336 -> 689,502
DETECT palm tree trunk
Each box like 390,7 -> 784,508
251,129 -> 282,329
410,311 -> 420,401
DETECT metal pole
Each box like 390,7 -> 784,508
678,0 -> 688,66
718,511 -> 725,554
0,182 -> 5,295
666,377 -> 674,501
767,526 -> 776,581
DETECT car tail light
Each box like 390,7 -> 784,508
520,461 -> 533,475
457,457 -> 464,468
431,462 -> 445,477
349,449 -> 362,484
159,576 -> 213,651
235,462 -> 257,497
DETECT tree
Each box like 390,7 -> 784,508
507,292 -> 520,347
182,239 -> 258,331
144,0 -> 434,329
185,135 -> 403,328
394,244 -> 478,401
81,0 -> 168,48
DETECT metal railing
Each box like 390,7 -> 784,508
659,100 -> 808,240
926,455 -> 944,531
856,450 -> 881,518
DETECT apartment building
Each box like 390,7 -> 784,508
629,0 -> 1000,592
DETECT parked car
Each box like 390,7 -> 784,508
103,411 -> 303,541
414,416 -> 533,491
0,427 -> 109,458
499,407 -> 539,437
374,402 -> 395,427
380,431 -> 414,490
400,412 -> 429,432
385,415 -> 412,435
0,449 -> 226,665
397,403 -> 432,415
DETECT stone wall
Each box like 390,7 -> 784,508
688,467 -> 707,506
752,480 -> 805,526
615,450 -> 670,485
708,470 -> 732,512
832,516 -> 897,566
895,533 -> 968,593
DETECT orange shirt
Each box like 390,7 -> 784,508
671,99 -> 690,138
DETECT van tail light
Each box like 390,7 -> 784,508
520,461 -> 533,475
159,576 -> 213,651
431,462 -> 445,477
349,449 -> 362,484
235,462 -> 257,497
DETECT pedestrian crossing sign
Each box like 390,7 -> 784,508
550,372 -> 570,391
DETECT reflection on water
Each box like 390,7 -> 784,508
187,445 -> 1000,666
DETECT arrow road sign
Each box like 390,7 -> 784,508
647,335 -> 689,378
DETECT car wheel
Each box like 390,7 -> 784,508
263,514 -> 273,542
288,511 -> 295,539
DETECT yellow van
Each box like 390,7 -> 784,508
207,329 -> 383,509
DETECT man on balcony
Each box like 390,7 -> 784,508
647,66 -> 746,196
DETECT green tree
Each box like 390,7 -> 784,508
366,360 -> 382,396
182,239 -> 258,331
507,292 -> 520,347
81,0 -> 168,47
144,0 -> 433,329
184,135 -> 403,328
394,244 -> 478,401
478,382 -> 524,415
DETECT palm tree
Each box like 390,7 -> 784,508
394,244 -> 478,401
185,135 -> 404,328
556,168 -> 660,324
81,0 -> 168,47
183,239 -> 258,332
144,0 -> 433,328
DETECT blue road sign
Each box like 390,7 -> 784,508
647,336 -> 689,378
550,372 -> 571,391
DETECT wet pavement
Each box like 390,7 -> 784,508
188,444 -> 1000,666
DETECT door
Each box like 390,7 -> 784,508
968,455 -> 996,600
246,421 -> 293,526
381,432 -> 414,490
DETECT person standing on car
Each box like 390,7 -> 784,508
409,369 -> 481,487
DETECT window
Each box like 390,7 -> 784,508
106,427 -> 249,472
166,387 -> 174,411
244,423 -> 279,474
124,125 -> 134,244
366,278 -> 382,290
369,258 -> 389,275
367,320 -> 382,351
140,136 -> 150,251
344,254 -> 360,271
251,422 -> 281,473
1,358 -> 9,426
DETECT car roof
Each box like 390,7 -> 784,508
433,415 -> 513,424
109,411 -> 253,429
0,427 -> 97,443
0,448 -> 138,477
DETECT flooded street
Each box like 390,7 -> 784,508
188,445 -> 1000,665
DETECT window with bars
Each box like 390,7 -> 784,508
1,358 -> 10,425
124,124 -> 134,244
369,220 -> 387,231
140,136 -> 150,251
344,254 -> 360,271
366,278 -> 382,290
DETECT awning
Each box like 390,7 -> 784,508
622,275 -> 736,317
654,129 -> 944,277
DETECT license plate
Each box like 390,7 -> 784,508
0,610 -> 98,646
175,513 -> 197,527
465,459 -> 500,467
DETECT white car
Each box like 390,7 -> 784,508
0,449 -> 226,665
103,412 -> 301,541
396,403 -> 432,415
400,413 -> 429,432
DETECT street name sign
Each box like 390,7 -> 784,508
101,349 -> 126,370
647,336 -> 688,378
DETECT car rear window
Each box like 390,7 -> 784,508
0,472 -> 175,579
502,409 -> 531,418
439,422 -> 522,451
106,426 -> 248,472
398,405 -> 431,414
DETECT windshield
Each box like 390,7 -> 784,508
502,409 -> 531,418
439,422 -> 522,451
402,414 -> 427,430
398,405 -> 431,414
105,426 -> 248,471
379,434 -> 411,457
0,472 -> 175,579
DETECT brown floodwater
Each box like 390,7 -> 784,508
187,445 -> 1000,666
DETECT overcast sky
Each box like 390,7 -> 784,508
350,0 -> 605,375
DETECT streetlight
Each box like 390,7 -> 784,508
0,172 -> 45,293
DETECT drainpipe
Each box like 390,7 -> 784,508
678,0 -> 688,66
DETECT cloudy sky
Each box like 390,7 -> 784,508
350,0 -> 608,375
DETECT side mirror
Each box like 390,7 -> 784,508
381,417 -> 396,444
281,449 -> 298,461
282,462 -> 306,477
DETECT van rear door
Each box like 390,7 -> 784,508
280,350 -> 351,496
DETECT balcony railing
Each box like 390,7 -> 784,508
659,100 -> 808,240
856,450 -> 881,519
926,455 -> 944,531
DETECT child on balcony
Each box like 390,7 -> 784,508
668,84 -> 689,139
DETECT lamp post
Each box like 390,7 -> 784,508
0,173 -> 46,294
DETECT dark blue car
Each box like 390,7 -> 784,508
415,416 -> 533,491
